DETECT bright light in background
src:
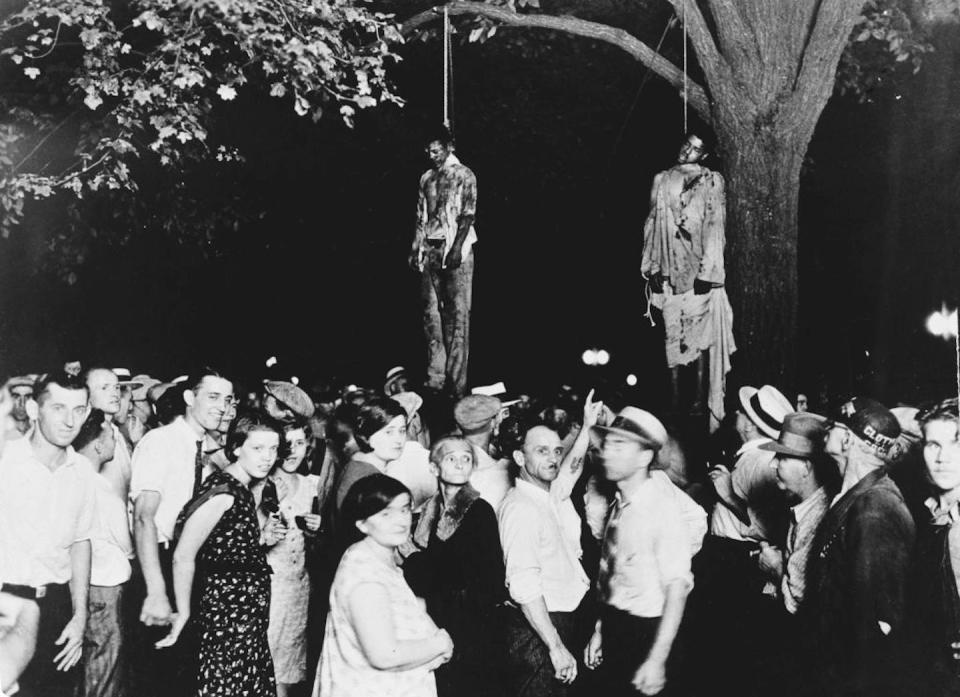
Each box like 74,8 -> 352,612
926,304 -> 958,339
626,373 -> 638,386
290,376 -> 299,386
582,349 -> 598,366
265,355 -> 278,368
596,349 -> 611,366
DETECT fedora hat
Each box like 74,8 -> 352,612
591,406 -> 668,451
759,412 -> 828,458
739,384 -> 794,439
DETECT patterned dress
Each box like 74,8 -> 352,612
266,472 -> 319,683
182,469 -> 276,697
314,539 -> 438,697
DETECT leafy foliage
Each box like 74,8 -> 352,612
0,0 -> 402,265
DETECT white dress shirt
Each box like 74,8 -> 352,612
129,416 -> 203,543
498,477 -> 589,612
78,455 -> 134,587
0,436 -> 95,585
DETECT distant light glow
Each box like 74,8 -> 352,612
265,356 -> 278,368
626,374 -> 638,386
596,350 -> 611,366
927,305 -> 959,339
290,376 -> 299,386
582,349 -> 598,366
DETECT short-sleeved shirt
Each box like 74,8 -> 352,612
0,436 -> 95,585
498,479 -> 590,612
129,416 -> 204,543
603,471 -> 696,618
316,540 -> 438,697
78,455 -> 134,587
416,154 -> 478,258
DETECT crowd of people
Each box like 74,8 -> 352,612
0,360 -> 957,697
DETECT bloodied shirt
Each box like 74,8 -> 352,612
416,153 -> 478,257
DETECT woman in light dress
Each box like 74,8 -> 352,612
314,473 -> 453,697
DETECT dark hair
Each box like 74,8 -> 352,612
279,419 -> 314,475
340,474 -> 410,546
426,125 -> 454,149
226,413 -> 283,463
34,371 -> 88,406
918,398 -> 959,430
183,367 -> 230,397
353,398 -> 407,453
73,409 -> 108,451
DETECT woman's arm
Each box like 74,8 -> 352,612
155,494 -> 234,648
348,582 -> 452,672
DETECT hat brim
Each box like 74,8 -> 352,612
739,386 -> 781,440
758,441 -> 815,458
591,424 -> 660,450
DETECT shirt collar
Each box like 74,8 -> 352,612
515,478 -> 550,501
5,433 -> 81,470
442,153 -> 461,168
172,415 -> 203,443
791,486 -> 827,522
736,437 -> 772,456
925,496 -> 960,526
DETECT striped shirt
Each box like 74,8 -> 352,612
782,487 -> 829,614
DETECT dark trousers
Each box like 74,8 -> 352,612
503,596 -> 593,697
591,605 -> 664,697
79,584 -> 126,697
421,244 -> 473,397
17,583 -> 79,697
126,546 -> 197,697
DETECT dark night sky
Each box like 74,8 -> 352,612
0,20 -> 957,408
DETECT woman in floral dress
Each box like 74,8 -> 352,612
157,414 -> 281,697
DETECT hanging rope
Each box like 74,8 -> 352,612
682,0 -> 688,135
442,6 -> 454,133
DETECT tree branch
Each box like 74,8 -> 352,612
663,0 -> 726,90
705,0 -> 758,71
400,1 -> 711,121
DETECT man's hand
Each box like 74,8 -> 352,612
408,245 -> 422,271
155,612 -> 189,649
693,278 -> 712,295
633,657 -> 667,695
261,515 -> 289,546
53,613 -> 85,671
140,592 -> 173,627
444,247 -> 462,270
548,642 -> 578,684
584,627 -> 603,670
582,389 -> 604,431
757,542 -> 784,579
707,464 -> 734,502
648,273 -> 664,293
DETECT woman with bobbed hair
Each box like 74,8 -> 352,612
157,413 -> 281,697
331,397 -> 408,516
314,474 -> 453,697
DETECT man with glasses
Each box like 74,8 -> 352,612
408,127 -> 478,398
129,367 -> 234,697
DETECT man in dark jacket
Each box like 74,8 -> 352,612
799,398 -> 915,697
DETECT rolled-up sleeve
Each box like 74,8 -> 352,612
498,499 -> 543,605
129,431 -> 167,501
654,498 -> 694,593
73,475 -> 96,543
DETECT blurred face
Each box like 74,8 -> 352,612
796,394 -> 809,412
923,419 -> 960,495
426,140 -> 451,169
234,430 -> 280,480
282,427 -> 309,473
600,433 -> 652,483
10,385 -> 32,422
217,401 -> 237,435
825,424 -> 849,466
263,394 -> 294,422
431,440 -> 475,486
186,376 -> 234,432
98,422 -> 117,463
368,415 -> 406,463
0,384 -> 15,457
774,456 -> 810,501
115,386 -> 133,425
734,410 -> 753,442
131,399 -> 152,424
515,426 -> 564,487
357,493 -> 413,548
37,384 -> 89,448
87,369 -> 120,415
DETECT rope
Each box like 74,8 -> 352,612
682,0 -> 688,135
442,6 -> 452,132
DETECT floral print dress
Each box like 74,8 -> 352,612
183,469 -> 276,697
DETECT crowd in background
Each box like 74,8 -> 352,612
0,360 -> 958,697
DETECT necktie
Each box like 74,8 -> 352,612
597,499 -> 624,603
193,440 -> 204,497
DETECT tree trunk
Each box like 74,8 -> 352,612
718,123 -> 807,387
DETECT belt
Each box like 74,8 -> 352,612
1,582 -> 51,600
425,238 -> 446,248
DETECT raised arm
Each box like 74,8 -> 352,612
553,389 -> 603,501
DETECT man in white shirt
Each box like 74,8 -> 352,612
498,392 -> 602,697
74,409 -> 133,697
585,407 -> 705,697
83,368 -> 134,503
455,394 -> 512,511
0,371 -> 94,696
129,367 -> 234,697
